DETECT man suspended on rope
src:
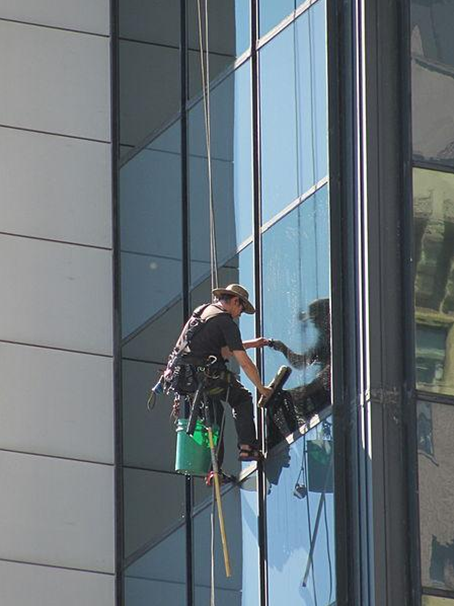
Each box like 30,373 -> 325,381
173,284 -> 272,462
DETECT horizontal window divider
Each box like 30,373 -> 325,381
120,51 -> 254,168
184,51 -> 251,113
260,175 -> 329,234
267,404 -> 333,457
123,515 -> 187,570
413,53 -> 454,79
415,390 -> 454,407
256,0 -> 321,52
119,114 -> 182,169
422,586 -> 454,600
119,34 -> 241,61
121,295 -> 182,346
120,249 -> 183,262
123,573 -> 186,586
413,160 -> 454,176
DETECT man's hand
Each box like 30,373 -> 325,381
259,386 -> 273,399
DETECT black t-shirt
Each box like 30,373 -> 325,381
189,303 -> 244,359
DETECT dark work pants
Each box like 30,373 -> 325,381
209,374 -> 257,447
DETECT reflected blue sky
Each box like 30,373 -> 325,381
259,0 -> 294,37
235,0 -> 251,55
260,0 -> 327,225
260,25 -> 298,223
266,421 -> 335,605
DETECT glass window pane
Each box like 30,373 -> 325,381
260,25 -> 297,224
119,0 -> 180,154
193,478 -> 259,605
260,1 -> 328,225
418,401 -> 454,593
187,0 -> 251,101
189,62 -> 253,289
414,168 -> 454,396
122,360 -> 178,471
120,122 -> 182,341
411,0 -> 454,167
295,1 -> 327,192
263,187 -> 331,447
124,519 -> 187,605
123,468 -> 185,559
266,419 -> 336,605
259,0 -> 295,38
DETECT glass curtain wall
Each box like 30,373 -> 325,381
116,1 -> 332,605
411,1 -> 454,603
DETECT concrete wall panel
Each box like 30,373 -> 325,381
0,342 -> 114,463
0,560 -> 114,606
0,128 -> 112,247
0,21 -> 110,140
0,0 -> 110,35
0,234 -> 113,355
0,451 -> 114,572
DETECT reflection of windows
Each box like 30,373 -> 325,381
418,402 -> 454,592
414,168 -> 454,395
430,536 -> 454,590
416,324 -> 447,389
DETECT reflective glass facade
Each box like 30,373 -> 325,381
116,1 -> 331,605
113,1 -> 454,606
412,1 -> 454,603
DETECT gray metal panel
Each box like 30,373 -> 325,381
352,0 -> 414,604
0,560 -> 114,606
0,234 -> 113,355
0,342 -> 114,463
0,0 -> 110,35
0,128 -> 112,247
0,451 -> 114,572
0,21 -> 110,140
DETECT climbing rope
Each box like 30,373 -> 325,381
196,0 -> 219,293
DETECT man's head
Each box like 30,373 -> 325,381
212,284 -> 255,318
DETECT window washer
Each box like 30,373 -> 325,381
177,283 -> 272,462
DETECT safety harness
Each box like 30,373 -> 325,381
161,303 -> 228,397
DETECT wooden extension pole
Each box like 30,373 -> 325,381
206,427 -> 232,577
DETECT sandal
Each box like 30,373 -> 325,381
238,445 -> 264,462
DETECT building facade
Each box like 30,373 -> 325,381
1,1 -> 454,605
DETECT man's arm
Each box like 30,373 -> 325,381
242,337 -> 269,349
232,350 -> 272,398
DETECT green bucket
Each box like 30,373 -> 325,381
175,418 -> 220,476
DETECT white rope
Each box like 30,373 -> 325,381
196,0 -> 219,294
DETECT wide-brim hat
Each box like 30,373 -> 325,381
212,283 -> 256,314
